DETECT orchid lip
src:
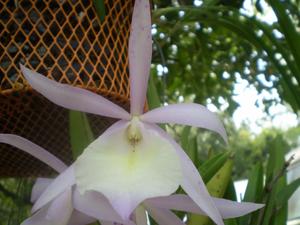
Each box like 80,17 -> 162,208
74,120 -> 183,220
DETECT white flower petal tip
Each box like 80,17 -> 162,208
32,165 -> 75,213
141,103 -> 228,144
214,198 -> 264,219
75,121 -> 182,220
145,194 -> 264,219
0,134 -> 67,173
129,0 -> 152,115
20,64 -> 130,120
23,190 -> 74,225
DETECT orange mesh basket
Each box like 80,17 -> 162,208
0,0 -> 133,177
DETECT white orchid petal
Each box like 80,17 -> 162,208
32,165 -> 75,213
145,194 -> 206,215
72,189 -> 134,225
129,0 -> 152,115
31,178 -> 53,203
75,121 -> 182,220
22,192 -> 73,225
145,205 -> 185,225
141,103 -> 227,142
46,188 -> 73,224
20,65 -> 130,120
0,134 -> 67,173
145,195 -> 193,212
67,210 -> 96,225
147,125 -> 224,225
145,194 -> 263,219
214,198 -> 264,219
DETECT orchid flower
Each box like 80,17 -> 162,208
0,134 -> 131,225
0,134 -> 263,225
18,0 -> 263,224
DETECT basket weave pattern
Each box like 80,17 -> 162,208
0,0 -> 132,176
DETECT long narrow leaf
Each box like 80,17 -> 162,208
181,126 -> 191,151
269,0 -> 300,70
238,163 -> 263,225
188,137 -> 199,167
262,136 -> 287,225
276,177 -> 300,209
147,74 -> 161,110
224,179 -> 237,201
199,152 -> 230,183
180,126 -> 198,165
69,110 -> 94,159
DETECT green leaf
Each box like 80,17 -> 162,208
276,177 -> 300,208
69,110 -> 94,159
188,136 -> 198,167
272,204 -> 287,225
269,0 -> 300,70
238,163 -> 263,225
147,73 -> 161,110
206,158 -> 233,197
262,135 -> 287,225
198,152 -> 230,184
244,163 -> 264,201
266,135 -> 286,183
147,73 -> 166,131
199,152 -> 224,172
181,126 -> 191,150
224,179 -> 237,201
93,0 -> 106,22
224,218 -> 238,225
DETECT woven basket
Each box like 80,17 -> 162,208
0,0 -> 132,177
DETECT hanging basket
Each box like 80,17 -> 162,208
0,0 -> 132,177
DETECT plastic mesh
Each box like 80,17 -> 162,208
0,0 -> 132,177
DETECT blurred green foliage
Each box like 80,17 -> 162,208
167,117 -> 295,180
0,179 -> 32,225
152,0 -> 300,113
